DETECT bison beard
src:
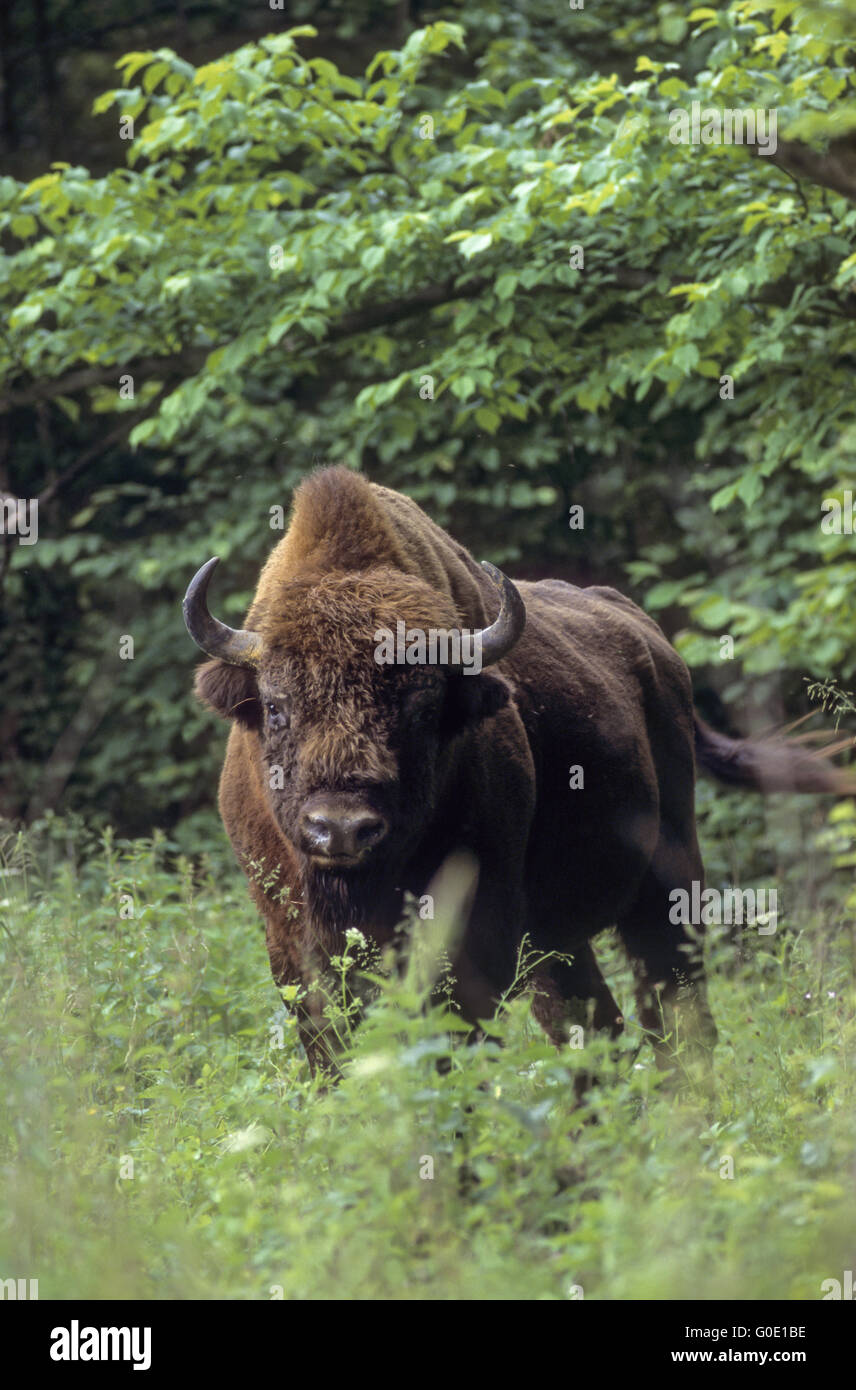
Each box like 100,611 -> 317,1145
184,466 -> 856,1081
303,861 -> 403,954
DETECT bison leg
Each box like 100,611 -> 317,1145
616,847 -> 718,1080
531,947 -> 623,1045
530,945 -> 624,1104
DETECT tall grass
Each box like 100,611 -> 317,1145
1,799 -> 855,1300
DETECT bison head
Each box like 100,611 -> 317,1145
184,559 -> 525,887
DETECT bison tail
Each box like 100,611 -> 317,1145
693,713 -> 856,795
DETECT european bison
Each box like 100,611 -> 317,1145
184,467 -> 852,1073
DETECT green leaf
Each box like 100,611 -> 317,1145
475,406 -> 501,432
451,375 -> 476,401
458,232 -> 492,259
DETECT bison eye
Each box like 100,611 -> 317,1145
266,702 -> 289,731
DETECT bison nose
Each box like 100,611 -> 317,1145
301,805 -> 388,860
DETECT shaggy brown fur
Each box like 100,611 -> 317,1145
190,467 -> 855,1074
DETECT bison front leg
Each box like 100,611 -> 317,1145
530,948 -> 624,1043
264,916 -> 348,1080
293,992 -> 346,1079
530,946 -> 624,1104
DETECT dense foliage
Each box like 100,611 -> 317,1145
3,0 -> 856,831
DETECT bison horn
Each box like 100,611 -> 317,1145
467,560 -> 526,669
182,557 -> 262,669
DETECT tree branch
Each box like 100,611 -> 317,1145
758,135 -> 856,206
0,280 -> 489,414
0,350 -> 208,414
37,385 -> 168,507
5,240 -> 851,433
26,671 -> 115,821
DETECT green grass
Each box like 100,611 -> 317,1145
1,800 -> 855,1301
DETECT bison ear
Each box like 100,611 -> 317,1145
194,660 -> 262,729
443,671 -> 511,735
